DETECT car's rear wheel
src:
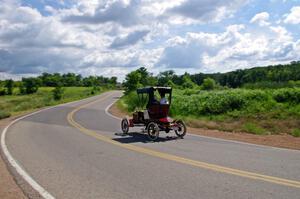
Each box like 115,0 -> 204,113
174,120 -> 186,138
121,118 -> 129,134
147,122 -> 159,141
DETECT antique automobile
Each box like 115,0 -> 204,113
121,87 -> 186,141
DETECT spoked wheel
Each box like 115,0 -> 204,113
121,118 -> 129,134
147,122 -> 159,141
174,120 -> 186,138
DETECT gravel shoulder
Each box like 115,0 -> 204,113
109,101 -> 300,150
0,117 -> 27,199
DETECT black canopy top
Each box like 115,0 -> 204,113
136,86 -> 172,94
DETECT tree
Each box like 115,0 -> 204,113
22,78 -> 41,94
182,74 -> 196,88
4,79 -> 14,95
123,71 -> 142,93
201,77 -> 216,90
136,67 -> 149,86
109,76 -> 117,85
157,70 -> 175,86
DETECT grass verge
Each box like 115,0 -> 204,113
118,88 -> 300,136
0,87 -> 106,119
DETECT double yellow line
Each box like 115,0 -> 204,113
67,92 -> 300,189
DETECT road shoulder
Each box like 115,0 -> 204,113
108,101 -> 300,150
0,117 -> 27,199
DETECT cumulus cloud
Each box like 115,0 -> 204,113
61,0 -> 141,27
250,12 -> 270,26
156,24 -> 300,72
284,6 -> 300,24
0,0 -> 300,80
110,30 -> 150,49
165,0 -> 248,24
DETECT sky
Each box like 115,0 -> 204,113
0,0 -> 300,81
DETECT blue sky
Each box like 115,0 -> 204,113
0,0 -> 300,80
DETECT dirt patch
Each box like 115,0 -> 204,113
109,102 -> 300,150
109,100 -> 129,118
0,117 -> 27,199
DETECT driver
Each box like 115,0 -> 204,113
160,93 -> 169,104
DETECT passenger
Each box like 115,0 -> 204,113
160,93 -> 169,104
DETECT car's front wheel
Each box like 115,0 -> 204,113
121,118 -> 129,134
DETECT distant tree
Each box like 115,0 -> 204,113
157,70 -> 175,86
22,78 -> 41,94
4,79 -> 14,95
109,76 -> 117,85
182,74 -> 196,88
201,77 -> 216,90
62,73 -> 78,86
83,76 -> 97,87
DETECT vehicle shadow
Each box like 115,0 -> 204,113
113,132 -> 180,144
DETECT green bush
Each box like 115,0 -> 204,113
0,88 -> 5,96
273,88 -> 300,103
52,86 -> 64,100
201,77 -> 216,90
91,86 -> 101,95
22,77 -> 40,94
291,129 -> 300,137
242,123 -> 267,135
0,110 -> 11,119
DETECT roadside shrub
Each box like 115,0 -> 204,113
52,86 -> 64,100
123,91 -> 148,112
242,123 -> 267,135
91,86 -> 101,95
0,110 -> 11,119
273,88 -> 300,103
291,129 -> 300,137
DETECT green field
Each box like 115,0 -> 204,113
119,88 -> 300,136
0,87 -> 105,119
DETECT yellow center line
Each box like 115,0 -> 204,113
67,92 -> 300,189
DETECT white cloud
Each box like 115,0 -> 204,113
284,6 -> 300,24
250,12 -> 270,26
0,0 -> 300,80
165,0 -> 248,24
156,24 -> 300,73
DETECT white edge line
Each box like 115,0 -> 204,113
105,100 -> 123,121
0,91 -> 112,199
104,98 -> 300,153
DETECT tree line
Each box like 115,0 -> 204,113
1,61 -> 300,95
0,73 -> 118,95
123,61 -> 300,92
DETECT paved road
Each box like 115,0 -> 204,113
4,91 -> 300,199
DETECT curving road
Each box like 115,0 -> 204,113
3,91 -> 300,199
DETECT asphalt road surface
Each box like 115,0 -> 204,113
4,91 -> 300,199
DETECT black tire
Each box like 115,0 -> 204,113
147,122 -> 159,141
121,118 -> 129,134
174,120 -> 186,138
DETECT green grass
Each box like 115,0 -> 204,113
242,123 -> 268,135
0,87 -> 105,119
119,87 -> 300,135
